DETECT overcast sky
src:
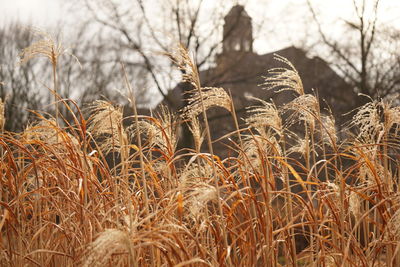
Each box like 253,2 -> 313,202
1,0 -> 399,54
1,0 -> 399,106
0,0 -> 63,27
2,0 -> 399,25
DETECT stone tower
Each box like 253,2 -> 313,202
222,5 -> 253,53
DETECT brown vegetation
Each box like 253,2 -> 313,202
1,40 -> 400,267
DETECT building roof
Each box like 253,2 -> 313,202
168,45 -> 356,120
225,4 -> 250,19
157,5 -> 359,155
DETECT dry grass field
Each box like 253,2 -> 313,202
1,36 -> 400,266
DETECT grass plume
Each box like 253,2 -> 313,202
1,40 -> 400,267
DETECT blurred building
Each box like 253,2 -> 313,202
164,4 -> 357,153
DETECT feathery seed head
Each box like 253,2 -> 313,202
326,181 -> 339,192
320,114 -> 337,147
287,135 -> 309,156
349,191 -> 362,218
88,100 -> 126,153
182,87 -> 232,119
132,107 -> 178,152
242,134 -> 282,170
186,183 -> 218,219
179,160 -> 220,219
263,54 -> 304,96
324,255 -> 337,267
359,160 -> 386,185
351,141 -> 387,184
246,97 -> 282,137
169,44 -> 201,89
387,208 -> 400,240
23,118 -> 78,147
83,229 -> 132,267
155,106 -> 178,151
188,116 -> 205,152
285,94 -> 319,130
89,101 -> 123,135
350,101 -> 383,143
134,120 -> 158,144
170,45 -> 232,119
19,29 -> 65,67
325,181 -> 340,200
383,103 -> 400,131
180,161 -> 215,186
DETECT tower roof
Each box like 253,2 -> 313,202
225,5 -> 250,19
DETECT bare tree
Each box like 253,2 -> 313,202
77,0 -> 245,106
308,0 -> 400,105
76,0 -> 260,148
0,20 -> 151,132
0,23 -> 42,132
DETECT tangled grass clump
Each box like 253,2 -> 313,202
1,40 -> 400,267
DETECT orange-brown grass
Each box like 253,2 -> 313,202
1,40 -> 400,266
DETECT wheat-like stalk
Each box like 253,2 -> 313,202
320,114 -> 337,147
88,100 -> 127,153
350,101 -> 383,143
242,134 -> 282,172
383,102 -> 400,131
0,98 -> 4,132
131,108 -> 178,154
245,96 -> 282,137
19,29 -> 65,66
169,44 -> 201,90
154,106 -> 179,153
284,94 -> 319,130
83,229 -> 134,267
188,116 -> 205,152
348,191 -> 362,218
263,54 -> 304,95
23,117 -> 79,147
3,40 -> 400,267
286,134 -> 310,156
182,87 -> 232,119
19,29 -> 79,128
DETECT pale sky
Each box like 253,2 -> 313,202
1,0 -> 399,105
2,0 -> 399,25
1,0 -> 399,54
1,0 -> 399,57
0,0 -> 63,27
